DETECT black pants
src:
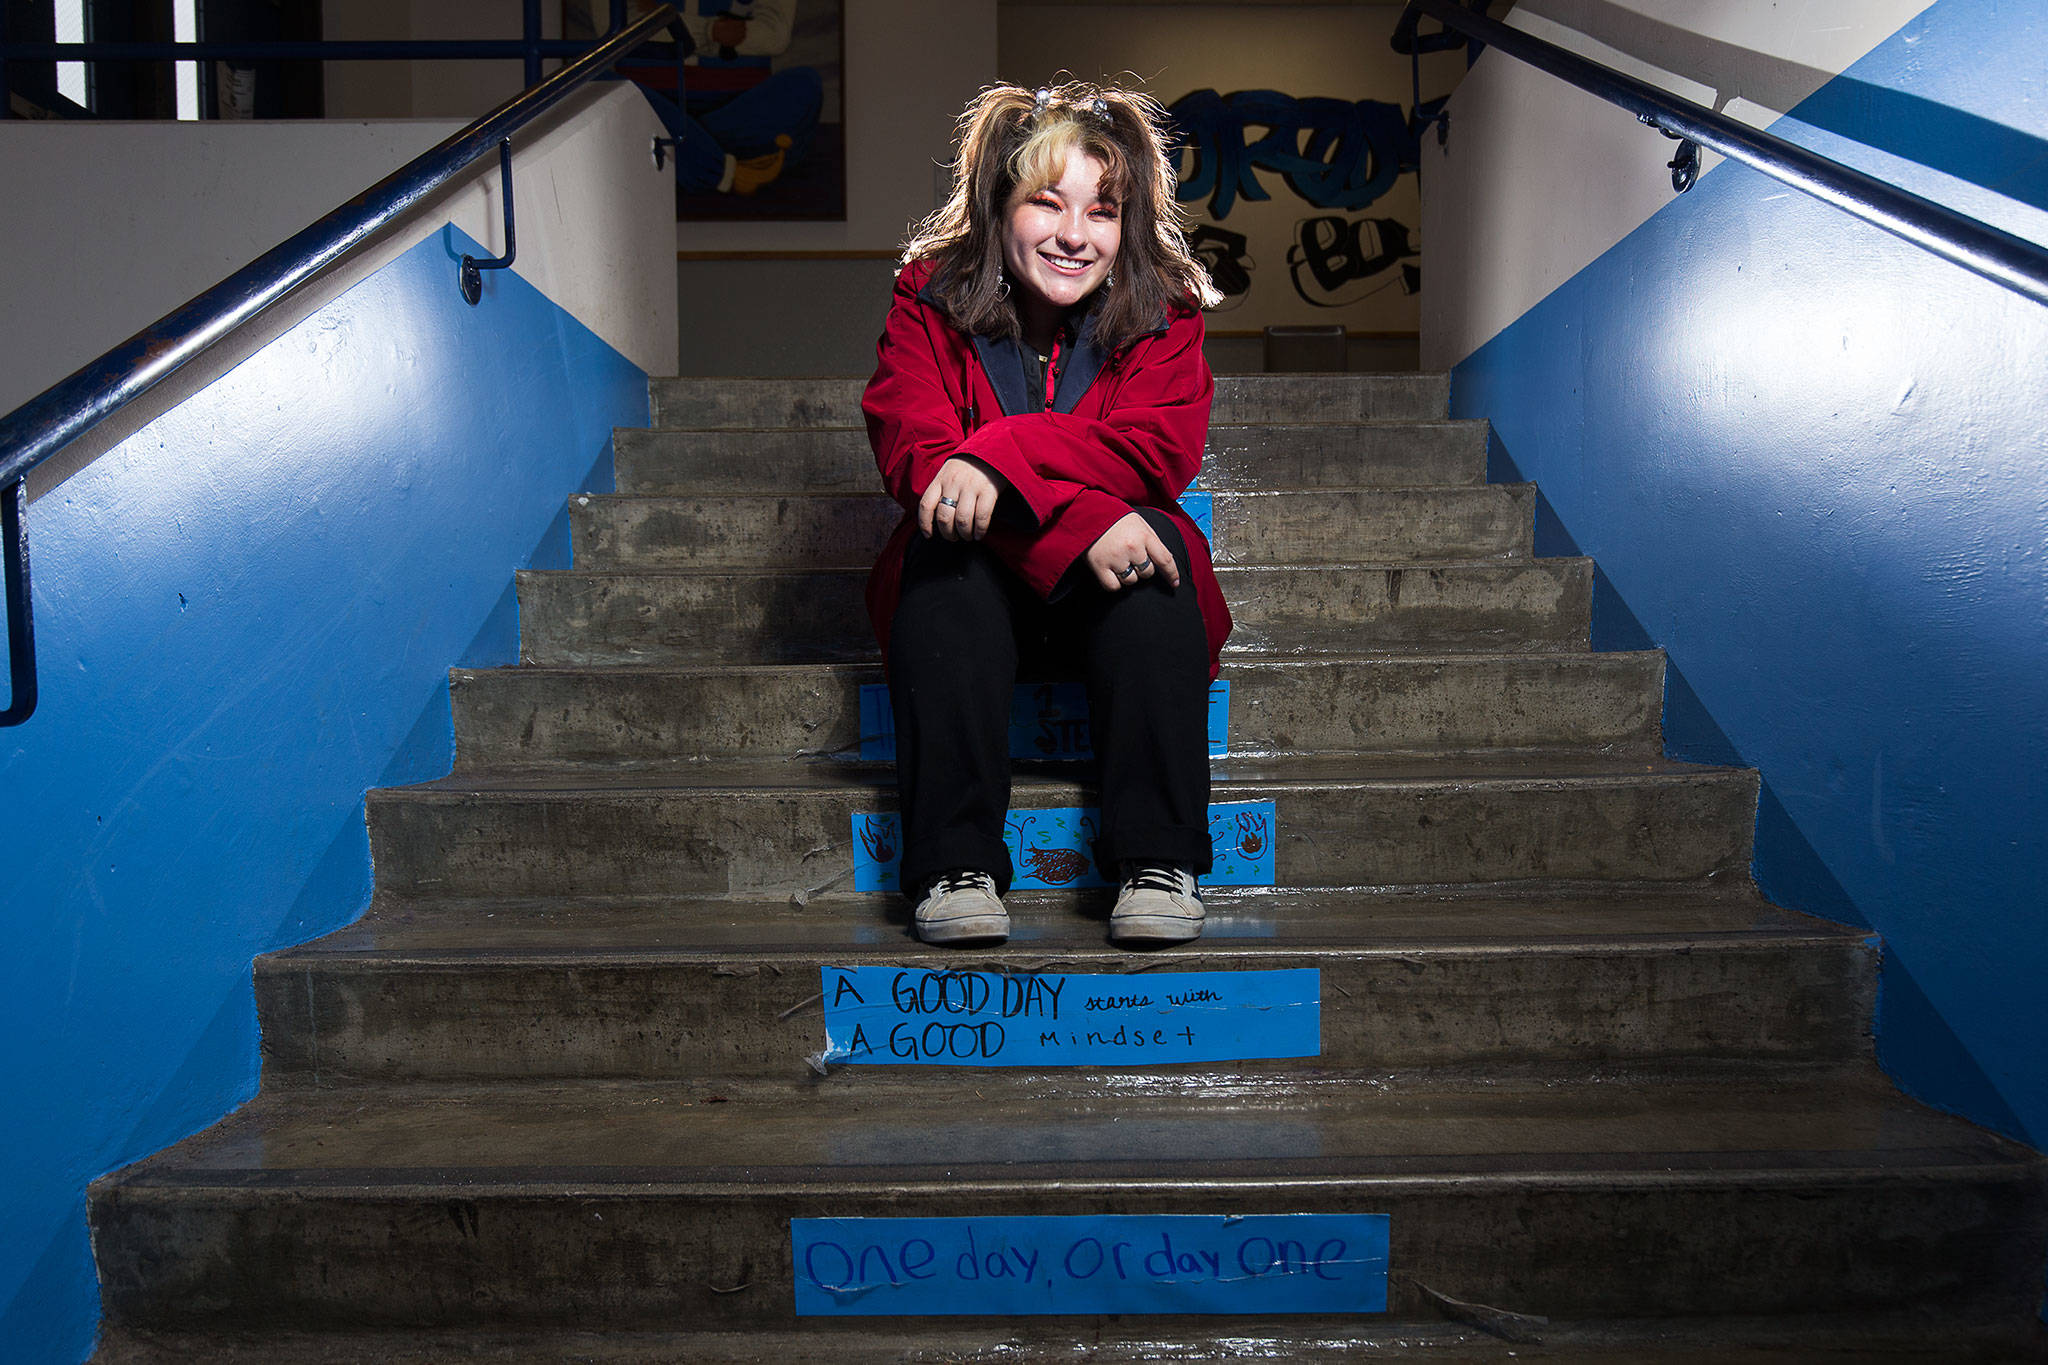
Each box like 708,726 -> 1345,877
888,507 -> 1212,898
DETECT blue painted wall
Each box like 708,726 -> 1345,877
1454,0 -> 2048,1145
0,226 -> 646,1363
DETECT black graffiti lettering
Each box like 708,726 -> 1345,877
1169,88 -> 1421,219
1288,215 -> 1420,308
1186,223 -> 1255,307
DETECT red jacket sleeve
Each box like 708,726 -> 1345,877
861,266 -> 1086,526
861,269 -> 970,512
968,309 -> 1213,596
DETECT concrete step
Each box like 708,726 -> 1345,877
517,560 -> 1593,667
88,1321 -> 2048,1364
647,373 -> 1452,430
252,892 -> 1871,1083
568,486 -> 1537,571
365,754 -> 1756,900
89,1071 -> 2048,1334
614,420 -> 1489,495
450,652 -> 1666,769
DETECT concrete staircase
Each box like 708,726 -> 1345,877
89,374 -> 2047,1361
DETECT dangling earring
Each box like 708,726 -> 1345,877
1104,269 -> 1116,290
996,277 -> 1011,301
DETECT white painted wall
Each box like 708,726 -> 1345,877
3,83 -> 677,496
0,118 -> 454,421
1421,0 -> 1937,368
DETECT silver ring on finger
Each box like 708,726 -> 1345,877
1136,560 -> 1154,573
938,496 -> 959,508
1120,564 -> 1140,579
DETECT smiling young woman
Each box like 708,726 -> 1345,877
1002,146 -> 1123,349
861,82 -> 1229,949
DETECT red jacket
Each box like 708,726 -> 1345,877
862,259 -> 1233,678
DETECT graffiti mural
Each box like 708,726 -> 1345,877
1289,215 -> 1420,308
1168,89 -> 1424,220
1163,85 -> 1446,318
1186,224 -> 1256,311
1004,7 -> 1464,329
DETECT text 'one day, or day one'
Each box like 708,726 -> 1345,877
791,1213 -> 1390,1316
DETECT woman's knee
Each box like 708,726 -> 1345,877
898,538 -> 1010,613
1093,558 -> 1206,648
893,540 -> 1020,664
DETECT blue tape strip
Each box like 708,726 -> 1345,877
851,798 -> 1274,893
821,965 -> 1320,1067
1205,678 -> 1230,756
1180,487 -> 1214,541
860,679 -> 1230,761
792,1213 -> 1388,1316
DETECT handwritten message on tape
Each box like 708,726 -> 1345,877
860,679 -> 1230,762
791,1212 -> 1389,1316
820,965 -> 1320,1066
852,798 -> 1275,893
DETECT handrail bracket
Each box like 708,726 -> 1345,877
1639,115 -> 1701,194
1,478 -> 37,727
460,140 -> 519,306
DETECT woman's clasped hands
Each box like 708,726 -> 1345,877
919,457 -> 1179,595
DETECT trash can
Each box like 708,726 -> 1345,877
1263,324 -> 1348,373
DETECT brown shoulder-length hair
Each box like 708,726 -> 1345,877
902,80 -> 1221,350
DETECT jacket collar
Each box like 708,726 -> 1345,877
917,267 -> 1169,418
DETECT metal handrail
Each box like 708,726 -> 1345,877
1403,0 -> 2048,310
0,5 -> 677,492
0,4 -> 681,723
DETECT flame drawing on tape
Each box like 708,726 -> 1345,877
857,815 -> 896,865
1236,810 -> 1268,858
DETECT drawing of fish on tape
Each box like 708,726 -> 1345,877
1005,808 -> 1103,889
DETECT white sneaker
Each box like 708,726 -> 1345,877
1110,865 -> 1203,945
914,870 -> 1009,945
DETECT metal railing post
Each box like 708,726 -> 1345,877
1,480 -> 35,725
0,5 -> 681,724
1403,0 -> 2048,309
459,140 -> 519,304
523,0 -> 544,86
